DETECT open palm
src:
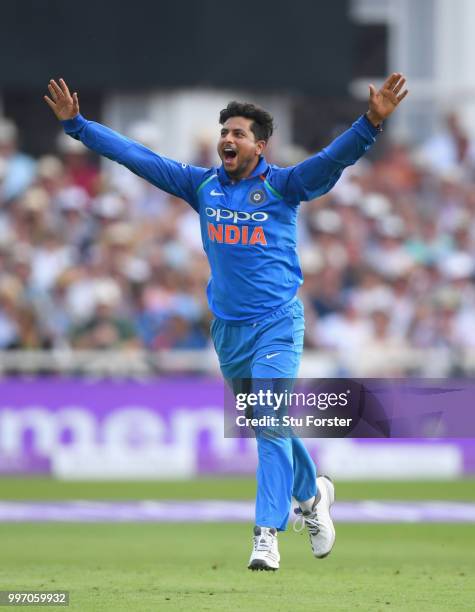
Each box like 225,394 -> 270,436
44,78 -> 80,121
368,73 -> 408,124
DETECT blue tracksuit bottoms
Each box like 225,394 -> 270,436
211,297 -> 317,531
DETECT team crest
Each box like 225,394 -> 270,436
249,189 -> 267,205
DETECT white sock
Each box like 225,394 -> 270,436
299,496 -> 316,513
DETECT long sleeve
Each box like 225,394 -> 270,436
62,114 -> 208,211
270,114 -> 379,203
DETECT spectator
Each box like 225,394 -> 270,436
0,118 -> 36,203
1,113 -> 475,374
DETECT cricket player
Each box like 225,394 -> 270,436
45,74 -> 408,570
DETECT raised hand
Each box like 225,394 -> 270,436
366,73 -> 408,126
44,78 -> 80,121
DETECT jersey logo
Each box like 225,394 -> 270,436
266,352 -> 281,359
210,189 -> 224,196
249,189 -> 267,205
206,206 -> 269,223
206,206 -> 269,246
207,222 -> 267,246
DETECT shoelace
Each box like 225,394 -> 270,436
253,533 -> 274,552
293,507 -> 321,536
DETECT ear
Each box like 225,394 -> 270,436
256,140 -> 266,156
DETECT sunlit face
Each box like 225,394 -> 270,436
217,116 -> 266,179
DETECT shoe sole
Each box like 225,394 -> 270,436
314,475 -> 336,559
248,559 -> 278,571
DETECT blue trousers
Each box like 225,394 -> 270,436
211,298 -> 317,531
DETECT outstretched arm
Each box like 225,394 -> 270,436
44,78 -> 207,210
271,73 -> 409,202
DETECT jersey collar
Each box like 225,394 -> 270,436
217,156 -> 269,185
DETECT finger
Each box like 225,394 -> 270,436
59,78 -> 71,97
382,72 -> 396,89
43,95 -> 57,110
47,84 -> 58,101
397,89 -> 409,103
393,77 -> 406,95
383,72 -> 400,90
50,79 -> 64,98
73,92 -> 79,112
369,84 -> 377,99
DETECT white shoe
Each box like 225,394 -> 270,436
248,526 -> 280,571
294,475 -> 336,558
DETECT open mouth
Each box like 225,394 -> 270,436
223,147 -> 237,163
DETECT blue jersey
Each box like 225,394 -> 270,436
62,114 -> 378,321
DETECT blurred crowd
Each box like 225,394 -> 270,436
1,112 -> 475,375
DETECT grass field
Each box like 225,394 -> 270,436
0,478 -> 474,611
0,523 -> 473,612
1,477 -> 475,501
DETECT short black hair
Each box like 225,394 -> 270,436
219,101 -> 274,142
